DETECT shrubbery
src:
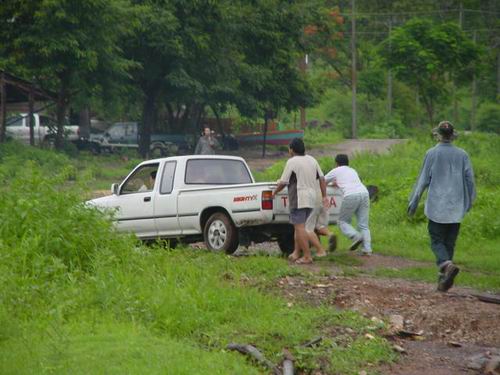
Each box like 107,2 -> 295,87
0,141 -> 394,374
477,102 -> 500,134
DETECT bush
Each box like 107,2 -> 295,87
477,102 -> 500,134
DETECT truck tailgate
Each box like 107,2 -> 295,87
273,187 -> 343,224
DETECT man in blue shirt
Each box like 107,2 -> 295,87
408,121 -> 476,292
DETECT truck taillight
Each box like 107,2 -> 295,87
262,190 -> 273,210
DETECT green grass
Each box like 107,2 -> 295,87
373,266 -> 500,292
253,133 -> 500,292
0,141 -> 395,374
303,127 -> 343,147
350,133 -> 500,291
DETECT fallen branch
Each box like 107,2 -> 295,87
301,336 -> 323,348
227,343 -> 280,375
472,293 -> 500,305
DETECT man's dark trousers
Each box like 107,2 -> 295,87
428,220 -> 461,267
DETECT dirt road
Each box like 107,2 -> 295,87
228,138 -> 406,171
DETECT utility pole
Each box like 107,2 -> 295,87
459,2 -> 463,28
387,17 -> 393,119
299,54 -> 308,129
454,2 -> 464,124
470,30 -> 478,131
0,73 -> 6,143
351,0 -> 357,139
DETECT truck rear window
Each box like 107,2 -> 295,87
185,159 -> 252,185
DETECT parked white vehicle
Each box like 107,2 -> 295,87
5,113 -> 80,146
87,155 -> 343,254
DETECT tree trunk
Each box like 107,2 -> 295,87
28,89 -> 35,146
497,49 -> 500,99
165,102 -> 175,132
79,107 -> 91,139
180,103 -> 191,133
212,105 -> 225,136
262,112 -> 269,158
422,96 -> 434,128
351,0 -> 357,139
195,102 -> 205,131
55,86 -> 69,150
0,73 -> 5,143
139,90 -> 157,158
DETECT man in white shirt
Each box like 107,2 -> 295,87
325,154 -> 372,255
272,138 -> 328,264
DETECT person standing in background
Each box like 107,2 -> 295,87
194,126 -> 220,155
408,121 -> 476,292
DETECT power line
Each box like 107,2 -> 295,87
339,8 -> 500,17
336,28 -> 500,38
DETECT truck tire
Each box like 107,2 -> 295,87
278,235 -> 295,256
150,145 -> 166,158
203,212 -> 239,254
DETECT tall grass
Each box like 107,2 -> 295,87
0,141 -> 394,374
255,133 -> 500,291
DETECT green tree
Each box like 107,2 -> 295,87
0,0 -> 130,149
380,18 -> 480,126
232,0 -> 313,123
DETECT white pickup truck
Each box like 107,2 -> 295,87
6,113 -> 80,146
87,155 -> 342,254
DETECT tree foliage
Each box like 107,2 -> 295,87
0,0 -> 130,148
380,18 -> 480,126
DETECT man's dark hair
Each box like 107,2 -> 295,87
437,121 -> 455,140
150,170 -> 157,179
335,154 -> 349,166
289,138 -> 305,155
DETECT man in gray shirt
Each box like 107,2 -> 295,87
194,126 -> 220,155
408,121 -> 476,292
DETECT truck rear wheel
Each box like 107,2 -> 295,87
204,212 -> 239,254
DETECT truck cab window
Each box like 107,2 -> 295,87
121,164 -> 159,194
6,116 -> 23,127
160,161 -> 176,194
185,159 -> 252,185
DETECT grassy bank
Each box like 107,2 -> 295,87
256,133 -> 500,292
0,141 -> 394,374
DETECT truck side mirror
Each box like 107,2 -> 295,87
111,183 -> 119,195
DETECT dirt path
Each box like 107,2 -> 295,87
234,138 -> 499,372
228,138 -> 406,171
276,253 -> 500,374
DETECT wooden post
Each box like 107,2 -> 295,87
28,88 -> 35,146
262,112 -> 269,158
351,0 -> 357,139
79,107 -> 91,139
0,73 -> 6,143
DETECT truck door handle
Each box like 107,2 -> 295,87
144,196 -> 151,202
